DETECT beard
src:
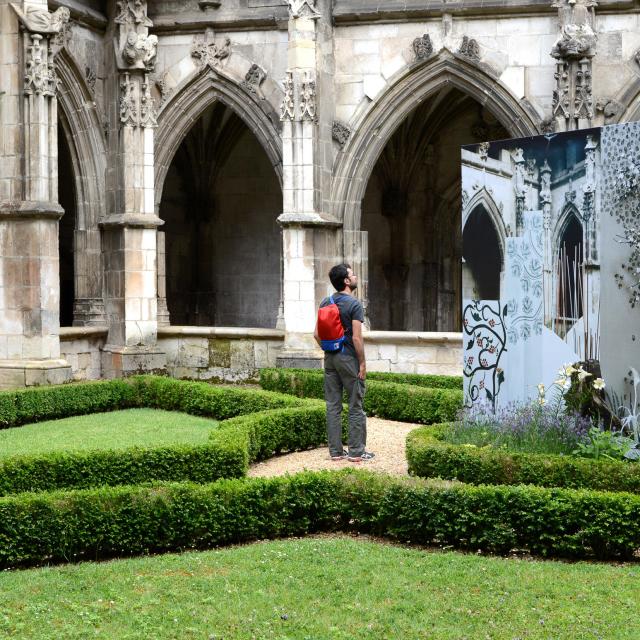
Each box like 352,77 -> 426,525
350,281 -> 357,291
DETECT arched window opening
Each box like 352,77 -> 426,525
555,213 -> 584,337
361,90 -> 508,331
159,101 -> 282,328
462,205 -> 502,301
58,119 -> 76,327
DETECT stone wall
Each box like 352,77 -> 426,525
59,327 -> 107,381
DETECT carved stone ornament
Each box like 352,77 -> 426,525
241,63 -> 267,97
332,121 -> 351,148
122,31 -> 158,70
191,30 -> 231,71
280,71 -> 295,121
288,0 -> 321,19
140,74 -> 157,128
458,36 -> 481,62
596,97 -> 622,122
85,65 -> 97,92
412,34 -> 433,62
119,72 -> 138,127
541,117 -> 557,134
115,1 -> 153,27
9,4 -> 70,34
51,18 -> 74,55
551,0 -> 597,60
299,71 -> 317,122
24,34 -> 57,96
155,71 -> 172,106
478,141 -> 490,162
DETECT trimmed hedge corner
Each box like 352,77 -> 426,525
259,368 -> 462,424
1,470 -> 639,569
406,425 -> 640,493
0,379 -> 341,496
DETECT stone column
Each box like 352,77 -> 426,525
156,230 -> 170,326
540,159 -> 553,327
276,0 -> 342,368
0,1 -> 72,388
100,0 -> 165,377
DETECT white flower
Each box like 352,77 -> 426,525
593,378 -> 606,390
537,383 -> 545,395
577,368 -> 592,382
538,397 -> 546,406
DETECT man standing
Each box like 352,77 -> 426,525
314,264 -> 375,462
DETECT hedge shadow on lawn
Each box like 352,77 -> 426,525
407,424 -> 640,494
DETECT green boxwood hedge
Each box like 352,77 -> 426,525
259,368 -> 462,424
0,378 -> 344,496
1,470 -> 639,568
407,425 -> 640,493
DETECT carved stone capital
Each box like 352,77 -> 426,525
114,1 -> 157,71
458,36 -> 481,62
280,71 -> 295,121
299,71 -> 317,122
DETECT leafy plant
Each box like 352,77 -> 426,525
603,367 -> 640,460
572,426 -> 632,461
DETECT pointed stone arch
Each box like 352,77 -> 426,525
462,187 -> 508,264
154,67 -> 283,211
54,49 -> 107,325
332,50 -> 541,233
553,202 -> 583,258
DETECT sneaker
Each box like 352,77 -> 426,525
330,449 -> 348,461
347,451 -> 376,463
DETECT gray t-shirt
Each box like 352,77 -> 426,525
319,292 -> 365,359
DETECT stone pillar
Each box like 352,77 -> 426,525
0,1 -> 72,388
100,0 -> 165,377
276,0 -> 342,369
540,159 -> 553,327
156,230 -> 170,326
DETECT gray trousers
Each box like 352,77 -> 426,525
324,351 -> 366,457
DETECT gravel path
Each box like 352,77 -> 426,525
248,417 -> 419,477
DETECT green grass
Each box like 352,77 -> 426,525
0,537 -> 638,640
0,409 -> 218,457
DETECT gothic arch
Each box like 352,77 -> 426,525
55,48 -> 107,230
462,188 -> 508,264
155,68 -> 283,210
553,202 -> 583,257
332,50 -> 541,233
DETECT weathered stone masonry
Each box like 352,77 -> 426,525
1,0 -> 640,386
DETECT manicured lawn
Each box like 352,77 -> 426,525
0,536 -> 637,639
0,409 -> 217,457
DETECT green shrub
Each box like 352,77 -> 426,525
259,369 -> 462,424
1,470 -> 639,568
131,376 -> 303,419
0,380 -> 136,428
0,396 -> 336,496
367,371 -> 462,390
407,425 -> 640,493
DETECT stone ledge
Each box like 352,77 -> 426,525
99,214 -> 164,229
0,200 -> 64,220
60,326 -> 109,341
0,358 -> 70,370
365,331 -> 463,346
158,326 -> 285,340
277,213 -> 342,228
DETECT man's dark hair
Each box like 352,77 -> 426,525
329,263 -> 351,292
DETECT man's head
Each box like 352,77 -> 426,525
329,263 -> 357,292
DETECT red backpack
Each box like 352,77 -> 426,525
317,295 -> 345,352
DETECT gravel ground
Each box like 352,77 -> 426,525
248,417 -> 419,477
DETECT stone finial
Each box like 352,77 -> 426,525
191,29 -> 231,71
412,34 -> 433,62
10,4 -> 70,34
332,121 -> 351,148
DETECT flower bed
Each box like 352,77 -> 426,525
406,423 -> 640,493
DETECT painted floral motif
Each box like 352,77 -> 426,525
463,300 -> 507,411
503,212 -> 544,345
